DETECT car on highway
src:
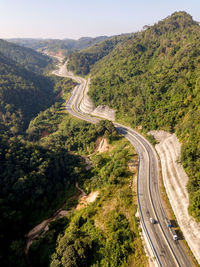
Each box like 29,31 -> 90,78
150,217 -> 156,224
170,227 -> 178,241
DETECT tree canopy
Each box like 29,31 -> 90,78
0,39 -> 52,73
68,34 -> 133,75
88,11 -> 200,221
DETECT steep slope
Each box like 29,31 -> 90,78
0,39 -> 52,73
0,48 -> 85,266
88,11 -> 200,221
68,34 -> 133,75
0,134 -> 80,267
0,52 -> 54,133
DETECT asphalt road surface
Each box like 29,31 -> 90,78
54,60 -> 193,267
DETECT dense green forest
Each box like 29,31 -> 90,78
68,34 -> 133,75
87,12 -> 200,221
1,116 -> 126,266
0,42 -> 144,266
1,102 -> 144,266
0,65 -> 124,266
0,133 -> 80,266
49,140 -> 145,267
0,52 -> 59,133
8,36 -> 109,56
4,9 -> 200,267
0,53 -> 80,265
0,39 -> 52,73
27,114 -> 146,267
0,48 -> 77,265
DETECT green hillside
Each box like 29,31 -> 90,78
88,11 -> 200,221
0,52 -> 80,266
0,39 -> 52,73
68,34 -> 133,75
0,52 -> 55,133
0,133 -> 80,267
0,44 -> 144,267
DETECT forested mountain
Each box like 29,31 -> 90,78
0,39 -> 52,73
26,116 -> 145,267
0,39 -> 143,266
0,134 -> 80,267
0,52 -> 84,265
3,9 -> 200,267
0,52 -> 56,133
7,36 -> 109,56
68,34 -> 133,75
88,11 -> 200,221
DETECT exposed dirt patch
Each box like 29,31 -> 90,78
25,182 -> 84,254
44,50 -> 63,59
41,130 -> 50,138
96,138 -> 110,153
76,191 -> 99,210
25,183 -> 99,254
25,208 -> 72,254
94,137 -> 102,151
56,51 -> 63,57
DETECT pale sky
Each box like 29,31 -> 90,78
1,0 -> 200,39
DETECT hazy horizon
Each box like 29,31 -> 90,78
5,35 -> 112,41
1,0 -> 200,40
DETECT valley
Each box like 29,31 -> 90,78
0,8 -> 200,267
53,56 -> 194,266
25,60 -> 146,267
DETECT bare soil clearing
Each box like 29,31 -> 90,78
96,138 -> 110,153
25,208 -> 71,254
76,191 -> 99,210
149,130 -> 200,264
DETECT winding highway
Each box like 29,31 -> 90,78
53,60 -> 193,267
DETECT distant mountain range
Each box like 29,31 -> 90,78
6,36 -> 110,56
1,10 -> 200,267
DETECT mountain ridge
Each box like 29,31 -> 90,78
7,36 -> 110,56
86,11 -> 200,221
0,51 -> 55,133
0,39 -> 52,73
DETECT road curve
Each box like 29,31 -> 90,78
53,60 -> 193,267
